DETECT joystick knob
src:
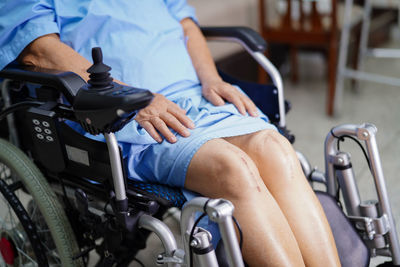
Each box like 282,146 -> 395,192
87,47 -> 113,90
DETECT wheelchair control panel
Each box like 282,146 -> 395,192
73,47 -> 153,135
27,102 -> 66,172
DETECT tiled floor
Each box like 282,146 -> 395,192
129,42 -> 400,266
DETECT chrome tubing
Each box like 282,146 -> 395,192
325,123 -> 400,264
334,152 -> 362,216
325,124 -> 360,196
205,36 -> 286,127
138,214 -> 180,267
252,51 -> 285,127
181,197 -> 244,267
104,133 -> 127,201
192,230 -> 219,267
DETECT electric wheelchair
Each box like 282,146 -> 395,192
0,27 -> 399,267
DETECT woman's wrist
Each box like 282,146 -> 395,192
199,72 -> 223,87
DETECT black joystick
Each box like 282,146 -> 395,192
87,47 -> 113,90
73,47 -> 154,134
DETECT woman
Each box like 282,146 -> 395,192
0,0 -> 340,265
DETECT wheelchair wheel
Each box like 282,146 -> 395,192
0,138 -> 84,267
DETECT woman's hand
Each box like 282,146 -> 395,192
135,93 -> 195,143
202,79 -> 258,117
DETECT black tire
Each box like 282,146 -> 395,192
0,138 -> 84,266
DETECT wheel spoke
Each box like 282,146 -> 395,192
16,247 -> 37,264
41,241 -> 61,265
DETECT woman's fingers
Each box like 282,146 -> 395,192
150,117 -> 177,143
204,89 -> 225,106
241,94 -> 259,117
160,112 -> 191,137
168,105 -> 195,129
220,87 -> 246,115
135,94 -> 195,143
140,120 -> 163,143
216,84 -> 258,117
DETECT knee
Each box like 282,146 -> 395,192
247,129 -> 300,173
249,130 -> 293,155
208,146 -> 263,199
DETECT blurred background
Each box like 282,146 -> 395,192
129,1 -> 400,266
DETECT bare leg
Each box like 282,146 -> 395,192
224,129 -> 341,267
185,138 -> 305,267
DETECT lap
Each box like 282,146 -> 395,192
131,115 -> 274,189
129,88 -> 276,188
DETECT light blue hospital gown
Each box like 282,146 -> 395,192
0,0 -> 276,243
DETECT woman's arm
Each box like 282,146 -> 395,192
18,34 -> 194,143
19,33 -> 93,81
180,18 -> 258,117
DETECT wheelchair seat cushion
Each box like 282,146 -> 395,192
315,191 -> 370,267
127,180 -> 186,208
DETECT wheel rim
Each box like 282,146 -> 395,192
0,162 -> 61,266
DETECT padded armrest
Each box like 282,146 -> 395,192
200,26 -> 267,52
0,65 -> 85,104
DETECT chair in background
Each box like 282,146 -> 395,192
335,0 -> 400,115
258,0 -> 363,116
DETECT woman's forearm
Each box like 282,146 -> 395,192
18,34 -> 94,81
180,18 -> 221,84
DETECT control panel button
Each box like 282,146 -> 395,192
44,129 -> 52,134
42,121 -> 50,127
34,127 -> 42,133
32,119 -> 40,125
36,134 -> 44,140
46,136 -> 54,142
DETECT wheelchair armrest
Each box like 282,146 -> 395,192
0,65 -> 85,104
202,26 -> 286,127
200,26 -> 267,53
